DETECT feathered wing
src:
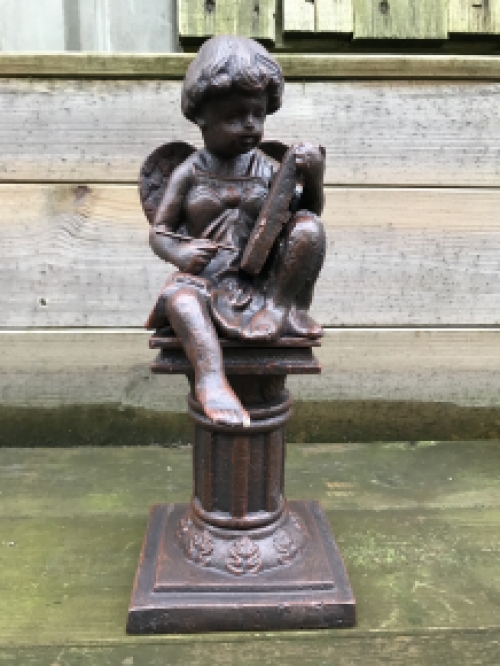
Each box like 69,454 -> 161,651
139,141 -> 196,224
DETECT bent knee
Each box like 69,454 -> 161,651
162,283 -> 204,314
289,211 -> 325,246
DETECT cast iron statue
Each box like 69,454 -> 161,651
142,35 -> 326,427
127,35 -> 355,633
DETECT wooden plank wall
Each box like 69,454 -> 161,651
179,0 -> 276,42
280,0 -> 500,40
353,0 -> 448,40
2,1 -> 500,52
0,55 -> 500,442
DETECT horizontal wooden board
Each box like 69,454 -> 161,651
2,440 -> 499,517
2,54 -> 500,80
1,510 -> 499,646
1,184 -> 500,327
1,329 -> 499,411
1,78 -> 500,186
0,443 -> 500,651
2,633 -> 500,666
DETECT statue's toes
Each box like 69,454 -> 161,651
241,316 -> 280,341
210,408 -> 247,427
287,310 -> 323,338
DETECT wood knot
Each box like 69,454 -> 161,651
74,184 -> 91,202
379,0 -> 389,14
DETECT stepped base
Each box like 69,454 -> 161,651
127,501 -> 356,634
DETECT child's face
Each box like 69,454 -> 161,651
196,90 -> 267,158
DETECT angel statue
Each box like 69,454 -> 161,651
141,35 -> 326,428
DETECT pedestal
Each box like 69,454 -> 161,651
126,337 -> 356,633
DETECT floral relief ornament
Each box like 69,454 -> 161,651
226,536 -> 262,575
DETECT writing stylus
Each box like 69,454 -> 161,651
154,228 -> 237,252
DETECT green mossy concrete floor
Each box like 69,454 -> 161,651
1,441 -> 499,664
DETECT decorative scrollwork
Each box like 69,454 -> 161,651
226,536 -> 262,575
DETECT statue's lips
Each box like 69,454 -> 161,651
239,136 -> 259,149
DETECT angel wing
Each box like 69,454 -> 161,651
139,141 -> 196,224
139,139 -> 293,226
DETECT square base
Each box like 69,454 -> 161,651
127,501 -> 356,633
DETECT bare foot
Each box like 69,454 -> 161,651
286,307 -> 323,338
241,305 -> 287,341
196,373 -> 250,427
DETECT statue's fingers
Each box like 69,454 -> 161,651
197,239 -> 218,252
198,249 -> 216,262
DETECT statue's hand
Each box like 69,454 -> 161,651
176,239 -> 218,274
293,143 -> 325,184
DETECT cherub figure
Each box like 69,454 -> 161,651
142,36 -> 326,428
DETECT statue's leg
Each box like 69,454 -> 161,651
162,284 -> 250,427
284,212 -> 326,338
242,211 -> 326,340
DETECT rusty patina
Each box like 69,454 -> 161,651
127,35 -> 355,633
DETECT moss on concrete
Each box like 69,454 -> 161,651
2,400 -> 500,447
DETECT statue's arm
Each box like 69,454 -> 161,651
149,162 -> 192,265
149,160 -> 218,274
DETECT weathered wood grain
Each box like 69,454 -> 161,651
1,184 -> 500,327
179,0 -> 275,42
1,510 -> 499,645
0,53 -> 194,77
1,53 -> 500,80
449,0 -> 500,35
2,633 -> 500,666
354,0 -> 448,40
2,441 -> 499,517
0,443 -> 500,647
1,78 -> 500,186
316,0 -> 354,33
1,329 -> 499,411
283,0 -> 316,33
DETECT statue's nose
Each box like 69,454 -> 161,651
244,115 -> 256,130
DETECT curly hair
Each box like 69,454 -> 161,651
181,35 -> 284,123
